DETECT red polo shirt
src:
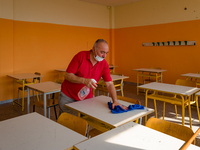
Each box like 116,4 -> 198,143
61,50 -> 112,101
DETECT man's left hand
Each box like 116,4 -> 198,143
112,101 -> 128,110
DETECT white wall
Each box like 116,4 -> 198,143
0,0 -> 13,19
114,0 -> 200,28
13,0 -> 110,28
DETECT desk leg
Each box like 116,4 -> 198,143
27,87 -> 30,113
22,79 -> 25,111
181,95 -> 185,126
44,93 -> 47,117
13,79 -> 16,105
196,96 -> 200,123
161,73 -> 163,83
137,72 -> 139,95
145,90 -> 149,125
188,96 -> 192,129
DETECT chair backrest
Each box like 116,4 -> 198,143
33,72 -> 41,83
175,79 -> 196,87
150,67 -> 161,75
117,96 -> 141,105
109,64 -> 114,73
54,78 -> 64,84
181,127 -> 200,150
57,112 -> 88,136
146,118 -> 194,143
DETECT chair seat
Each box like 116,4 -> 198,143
34,99 -> 58,108
88,129 -> 102,137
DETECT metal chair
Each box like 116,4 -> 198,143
96,73 -> 124,97
17,72 -> 41,108
33,79 -> 64,120
146,117 -> 195,144
57,112 -> 88,137
161,79 -> 199,122
33,93 -> 59,120
144,67 -> 162,84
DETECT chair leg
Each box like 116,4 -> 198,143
33,105 -> 35,112
53,105 -> 58,120
154,99 -> 157,118
48,107 -> 50,119
175,105 -> 178,118
17,89 -> 20,105
196,96 -> 200,123
163,102 -> 165,120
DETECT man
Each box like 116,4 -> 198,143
58,39 -> 127,113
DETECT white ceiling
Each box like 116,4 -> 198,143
79,0 -> 142,7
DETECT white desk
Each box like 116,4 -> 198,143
0,112 -> 87,150
7,73 -> 44,111
65,95 -> 154,132
110,74 -> 129,81
180,73 -> 200,79
133,68 -> 167,95
74,121 -> 199,150
109,65 -> 118,73
138,82 -> 200,128
27,81 -> 61,117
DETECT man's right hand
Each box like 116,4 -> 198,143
84,78 -> 97,89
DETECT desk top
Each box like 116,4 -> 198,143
7,73 -> 43,80
54,69 -> 66,72
65,95 -> 154,128
138,82 -> 200,96
26,81 -> 61,93
74,121 -> 199,150
180,73 -> 200,79
0,112 -> 87,150
132,68 -> 167,73
110,74 -> 129,81
109,65 -> 118,68
195,91 -> 200,96
55,66 -> 118,72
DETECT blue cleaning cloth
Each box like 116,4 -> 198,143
108,101 -> 144,114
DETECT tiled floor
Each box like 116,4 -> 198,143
0,82 -> 200,146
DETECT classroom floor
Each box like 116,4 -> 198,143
0,82 -> 200,146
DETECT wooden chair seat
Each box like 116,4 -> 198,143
57,112 -> 88,137
146,117 -> 195,144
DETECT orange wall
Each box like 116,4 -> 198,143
114,19 -> 200,84
0,18 -> 14,101
0,19 -> 111,101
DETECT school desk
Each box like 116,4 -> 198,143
26,81 -> 61,117
73,121 -> 199,150
7,73 -> 43,111
138,82 -> 200,128
65,95 -> 154,132
0,112 -> 87,150
132,68 -> 167,95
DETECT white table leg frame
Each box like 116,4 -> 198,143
144,90 -> 193,129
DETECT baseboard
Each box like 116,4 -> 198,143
0,99 -> 13,104
0,95 -> 35,105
